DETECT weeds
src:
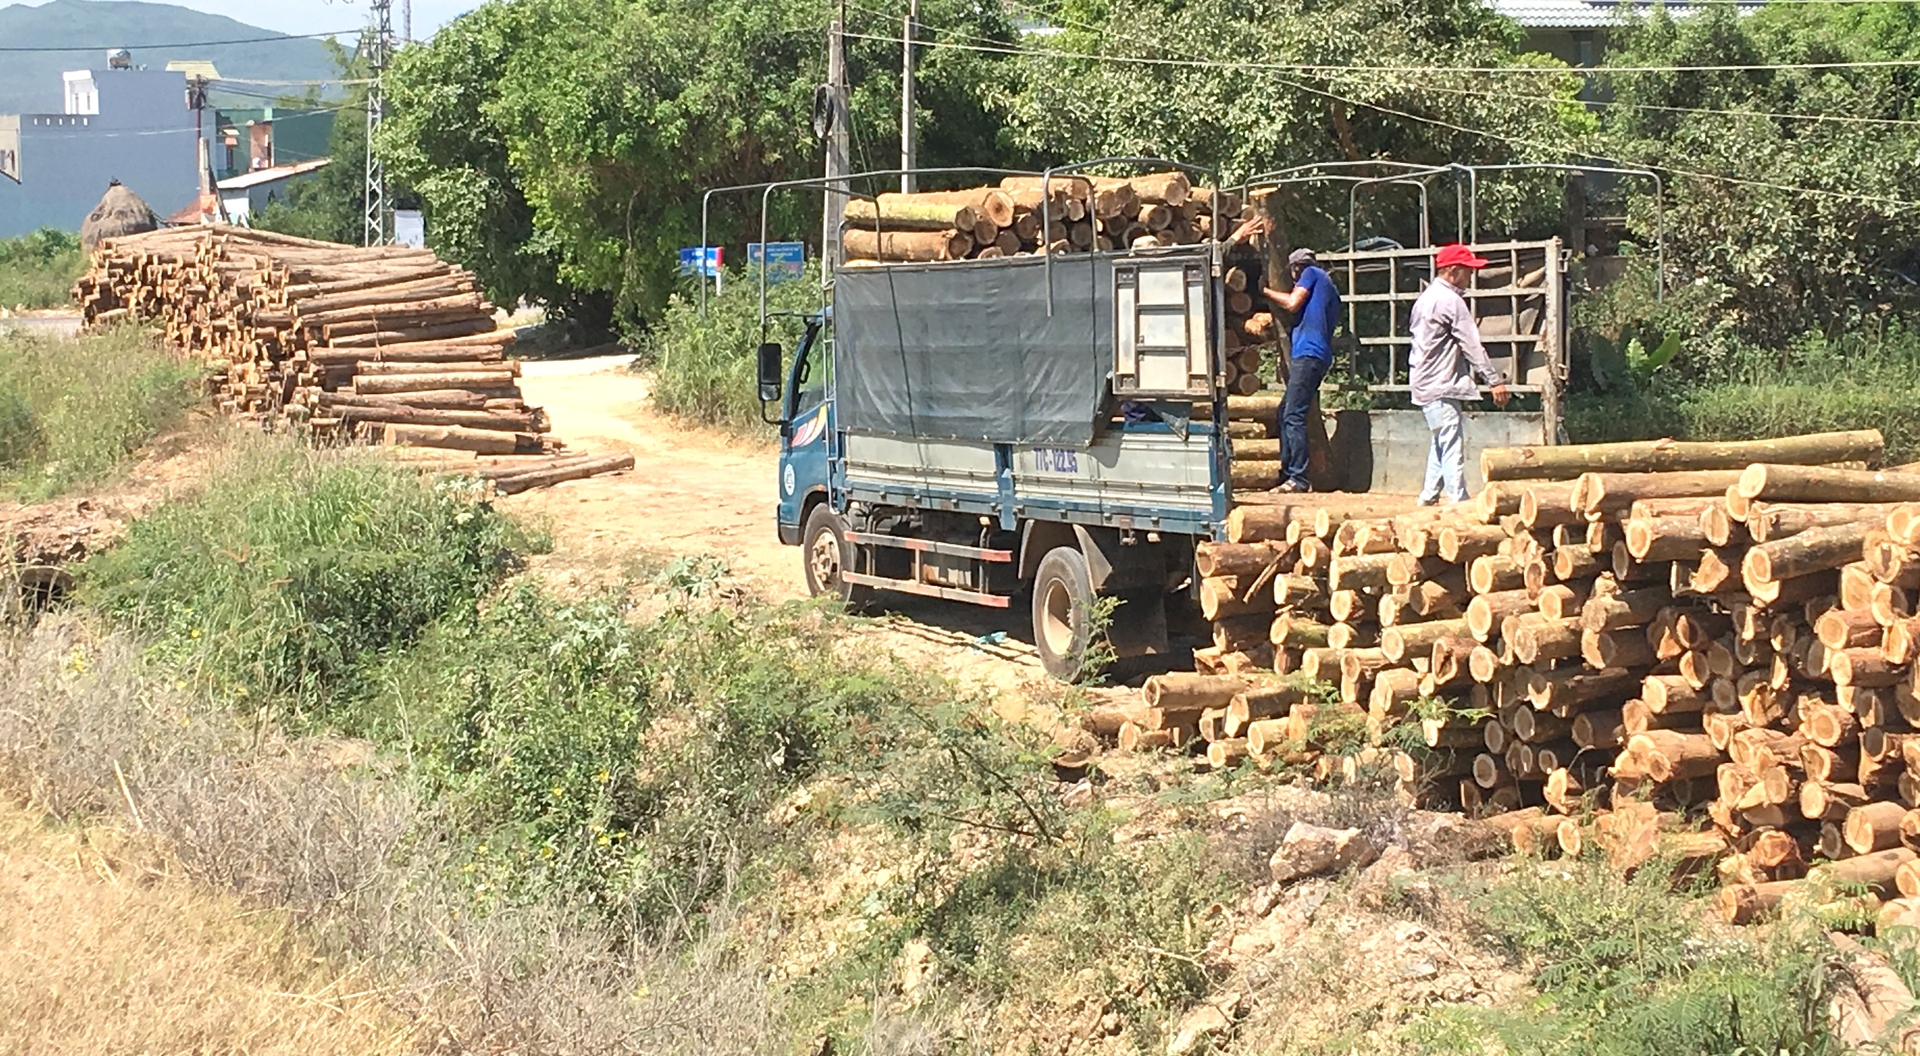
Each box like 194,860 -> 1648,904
0,326 -> 199,498
0,228 -> 84,310
1413,857 -> 1842,1056
79,439 -> 542,712
637,264 -> 821,431
1076,593 -> 1123,684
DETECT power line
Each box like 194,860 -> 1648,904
0,30 -> 361,53
1389,75 -> 1920,129
211,77 -> 375,87
851,17 -> 1920,210
843,29 -> 1920,76
1287,75 -> 1920,210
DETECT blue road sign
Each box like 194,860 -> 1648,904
748,242 -> 806,285
678,246 -> 723,277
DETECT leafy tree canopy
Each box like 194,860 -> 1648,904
1596,2 -> 1920,351
377,0 -> 1024,333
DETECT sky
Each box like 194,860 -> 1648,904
15,0 -> 479,38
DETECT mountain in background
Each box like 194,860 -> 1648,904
0,0 -> 352,114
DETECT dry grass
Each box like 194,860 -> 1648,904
0,804 -> 413,1056
0,614 -> 789,1055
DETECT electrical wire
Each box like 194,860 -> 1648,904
0,30 -> 362,53
846,13 -> 1920,210
843,28 -> 1920,76
211,77 -> 375,87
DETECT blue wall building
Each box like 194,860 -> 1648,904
0,64 -> 214,238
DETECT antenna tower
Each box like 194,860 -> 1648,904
363,0 -> 393,246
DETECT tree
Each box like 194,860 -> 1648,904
376,0 -> 1026,334
1596,2 -> 1920,355
1000,0 -> 1593,249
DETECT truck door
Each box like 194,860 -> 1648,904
777,320 -> 832,539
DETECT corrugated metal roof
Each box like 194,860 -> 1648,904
1489,0 -> 1762,29
217,158 -> 330,191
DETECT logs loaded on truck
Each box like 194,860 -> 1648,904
70,224 -> 633,489
1082,426 -> 1920,929
760,163 -> 1550,677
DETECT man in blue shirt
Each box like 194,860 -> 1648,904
1262,246 -> 1341,493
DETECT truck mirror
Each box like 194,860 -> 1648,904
756,342 -> 783,403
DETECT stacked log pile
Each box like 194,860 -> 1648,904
842,171 -> 1247,263
71,225 -> 587,464
1089,427 -> 1920,926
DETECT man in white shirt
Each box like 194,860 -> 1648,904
1408,244 -> 1511,506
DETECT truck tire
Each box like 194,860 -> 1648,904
1033,546 -> 1094,681
802,504 -> 871,607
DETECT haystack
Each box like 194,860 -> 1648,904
79,180 -> 159,251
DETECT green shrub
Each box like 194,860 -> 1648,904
0,228 -> 84,310
350,555 -> 1058,934
0,327 -> 200,498
640,264 -> 821,430
79,440 -> 541,710
1413,859 -> 1840,1056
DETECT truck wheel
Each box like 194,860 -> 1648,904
802,504 -> 870,606
1033,546 -> 1094,681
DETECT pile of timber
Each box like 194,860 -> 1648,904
1220,260 -> 1275,398
1087,428 -> 1920,928
842,171 -> 1246,263
71,224 -> 575,460
1223,393 -> 1287,490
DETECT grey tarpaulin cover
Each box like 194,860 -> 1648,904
834,253 -> 1113,447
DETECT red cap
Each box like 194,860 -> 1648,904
1434,243 -> 1490,270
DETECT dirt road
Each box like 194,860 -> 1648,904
510,356 -> 1057,697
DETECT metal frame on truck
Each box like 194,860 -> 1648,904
712,160 -> 1592,679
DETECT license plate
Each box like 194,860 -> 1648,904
1034,447 -> 1079,473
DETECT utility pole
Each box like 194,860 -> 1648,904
403,0 -> 413,45
900,0 -> 917,193
364,0 -> 392,247
822,11 -> 850,273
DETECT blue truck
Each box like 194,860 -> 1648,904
747,170 -> 1568,680
758,244 -> 1228,678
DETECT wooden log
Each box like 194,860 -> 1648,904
1536,582 -> 1591,622
1830,648 -> 1902,688
1329,553 -> 1395,593
844,196 -> 980,232
1519,484 -> 1581,529
1739,463 -> 1920,504
1743,522 -> 1871,585
1642,674 -> 1708,714
1580,587 -> 1670,632
352,371 -> 519,396
1528,667 -> 1637,713
1625,729 -> 1722,783
492,453 -> 636,495
1511,617 -> 1582,665
335,406 -> 543,434
319,389 -> 497,410
1380,618 -> 1471,664
1749,502 -> 1897,544
1847,802 -> 1911,854
1142,673 -> 1248,711
382,423 -> 543,454
1572,470 -> 1746,517
351,359 -> 520,376
1802,780 -> 1870,823
842,227 -> 972,261
1625,516 -> 1710,563
1440,524 -> 1507,564
1482,430 -> 1884,482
